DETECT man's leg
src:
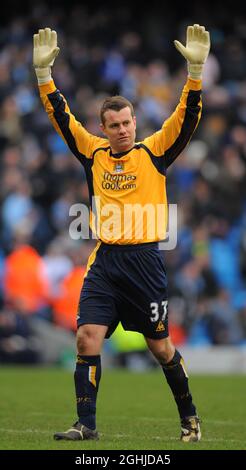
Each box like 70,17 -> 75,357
54,324 -> 107,441
145,336 -> 201,442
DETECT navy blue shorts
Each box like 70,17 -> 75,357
77,242 -> 169,339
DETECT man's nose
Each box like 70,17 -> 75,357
119,124 -> 126,134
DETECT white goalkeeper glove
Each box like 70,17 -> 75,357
174,24 -> 210,79
33,28 -> 60,84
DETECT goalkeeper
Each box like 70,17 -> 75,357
33,24 -> 210,442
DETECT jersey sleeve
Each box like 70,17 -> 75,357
142,78 -> 202,168
38,80 -> 107,164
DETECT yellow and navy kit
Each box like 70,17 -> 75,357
39,78 -> 202,337
39,78 -> 202,244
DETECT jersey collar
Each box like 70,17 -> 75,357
109,144 -> 140,159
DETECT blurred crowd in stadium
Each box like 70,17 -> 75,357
1,2 -> 246,364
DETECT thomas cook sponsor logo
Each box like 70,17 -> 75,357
102,172 -> 136,191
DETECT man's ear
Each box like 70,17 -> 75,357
100,123 -> 106,135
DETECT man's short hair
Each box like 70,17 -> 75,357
100,95 -> 134,125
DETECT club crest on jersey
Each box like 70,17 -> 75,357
114,162 -> 124,173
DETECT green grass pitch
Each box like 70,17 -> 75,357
0,367 -> 245,450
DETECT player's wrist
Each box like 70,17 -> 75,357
35,66 -> 52,84
187,63 -> 203,80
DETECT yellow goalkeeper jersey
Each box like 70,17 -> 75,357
39,77 -> 202,244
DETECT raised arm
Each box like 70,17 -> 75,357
33,28 -> 106,163
143,24 -> 210,168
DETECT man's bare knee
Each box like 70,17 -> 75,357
76,327 -> 94,354
76,324 -> 107,355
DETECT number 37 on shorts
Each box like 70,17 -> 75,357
149,300 -> 168,332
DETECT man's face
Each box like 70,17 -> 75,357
100,106 -> 136,154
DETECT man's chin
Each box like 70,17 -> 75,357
116,140 -> 133,152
